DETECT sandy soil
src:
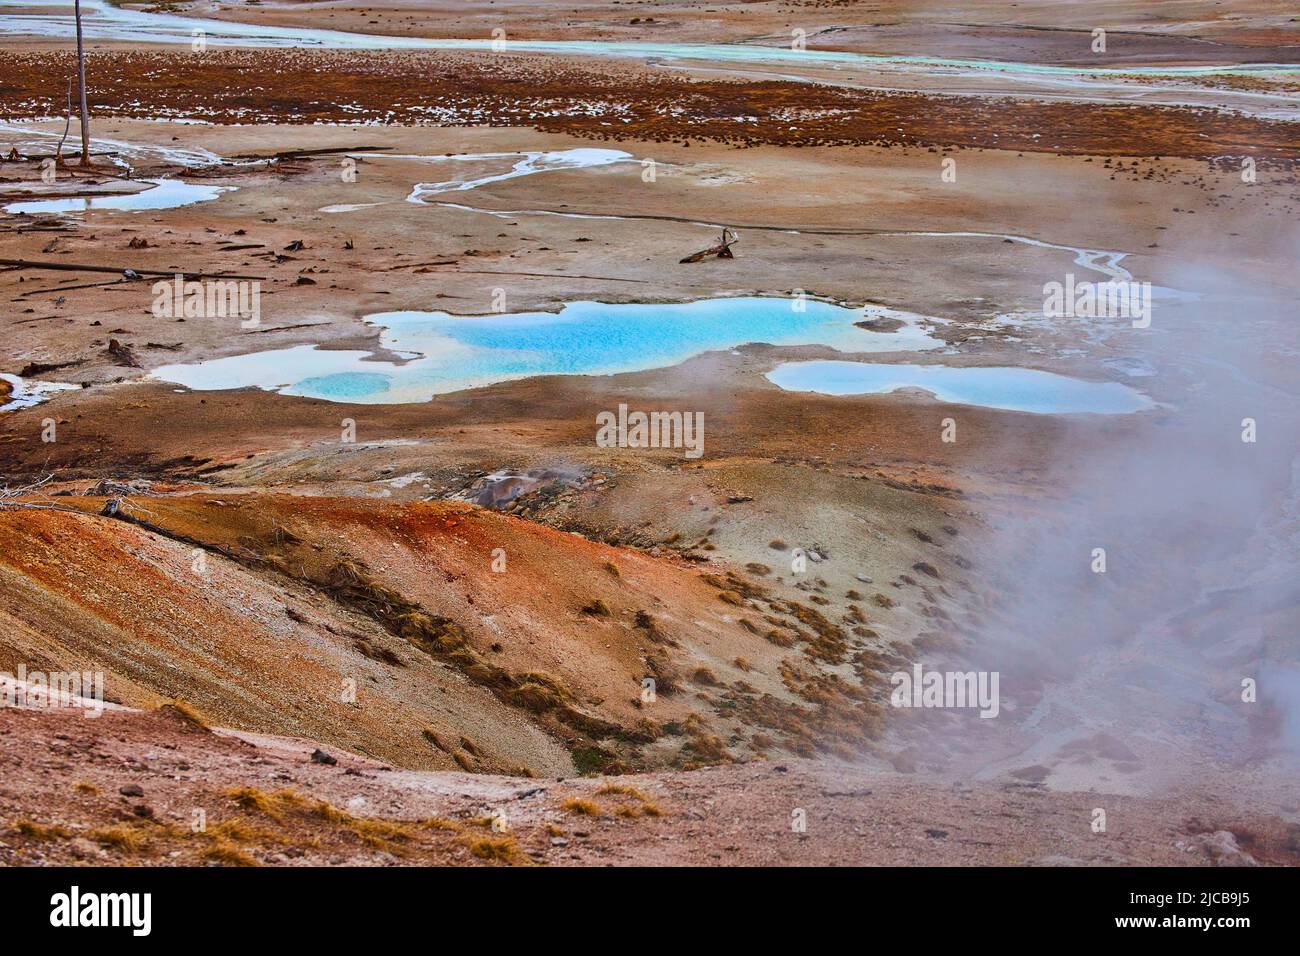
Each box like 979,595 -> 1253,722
3,703 -> 1296,866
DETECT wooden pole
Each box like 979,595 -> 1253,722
74,0 -> 91,167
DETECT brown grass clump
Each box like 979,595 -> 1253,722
595,781 -> 665,819
208,818 -> 284,845
202,840 -> 259,867
89,824 -> 146,852
633,609 -> 674,645
74,781 -> 99,795
561,798 -> 600,816
309,799 -> 353,825
683,732 -> 732,765
350,818 -> 415,852
644,651 -> 681,696
692,667 -> 721,687
453,751 -> 477,772
14,819 -> 70,840
415,817 -> 460,832
596,782 -> 647,799
764,627 -> 796,647
506,671 -> 575,714
158,699 -> 209,731
459,834 -> 522,863
352,819 -> 415,842
226,786 -> 284,820
581,598 -> 612,617
604,561 -> 621,577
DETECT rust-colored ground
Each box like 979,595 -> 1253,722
1,50 -> 1296,160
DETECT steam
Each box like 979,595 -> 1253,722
918,215 -> 1300,788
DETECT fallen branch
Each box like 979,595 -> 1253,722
0,258 -> 265,280
451,269 -> 651,283
243,322 -> 330,334
229,145 -> 393,161
680,227 -> 738,263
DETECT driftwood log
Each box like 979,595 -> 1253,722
0,259 -> 264,281
680,228 -> 738,263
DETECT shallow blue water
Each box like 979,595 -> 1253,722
3,178 -> 232,214
3,2 -> 1297,78
150,297 -> 941,402
765,360 -> 1154,414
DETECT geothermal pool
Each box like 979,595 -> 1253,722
3,178 -> 233,214
150,297 -> 943,402
765,360 -> 1154,414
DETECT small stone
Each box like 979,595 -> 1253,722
119,784 -> 144,797
310,749 -> 338,766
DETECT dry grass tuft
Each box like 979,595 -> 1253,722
351,818 -> 415,845
14,819 -> 70,840
581,598 -> 612,617
309,799 -> 353,824
208,817 -> 284,845
73,781 -> 99,795
596,782 -> 649,800
202,840 -> 259,866
459,834 -> 522,863
692,667 -> 721,687
561,798 -> 600,816
225,786 -> 283,819
158,699 -> 209,730
415,817 -> 460,832
595,781 -> 665,819
89,823 -> 146,852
